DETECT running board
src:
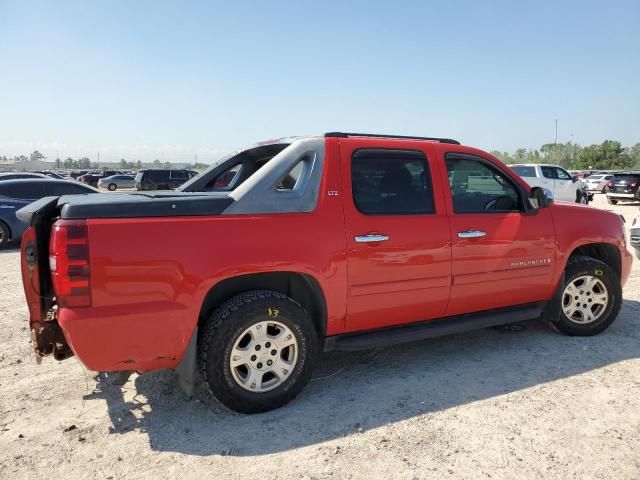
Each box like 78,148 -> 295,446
323,302 -> 545,352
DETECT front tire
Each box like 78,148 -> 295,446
576,190 -> 588,204
198,290 -> 318,413
108,183 -> 117,191
552,256 -> 622,336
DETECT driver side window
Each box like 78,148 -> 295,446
446,156 -> 521,213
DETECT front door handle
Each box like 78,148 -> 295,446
458,230 -> 486,239
355,234 -> 389,243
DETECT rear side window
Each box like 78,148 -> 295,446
277,161 -> 304,190
45,183 -> 94,196
0,182 -> 43,200
352,149 -> 434,215
510,166 -> 536,178
148,170 -> 169,181
541,166 -> 556,179
170,170 -> 188,180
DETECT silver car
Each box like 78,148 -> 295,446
585,174 -> 613,193
97,174 -> 136,191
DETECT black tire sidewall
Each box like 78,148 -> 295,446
555,259 -> 622,335
108,184 -> 117,191
202,293 -> 318,413
0,222 -> 9,247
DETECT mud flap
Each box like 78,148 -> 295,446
175,327 -> 198,398
541,272 -> 565,328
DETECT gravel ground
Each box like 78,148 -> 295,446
1,195 -> 639,479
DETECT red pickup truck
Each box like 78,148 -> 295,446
19,132 -> 632,413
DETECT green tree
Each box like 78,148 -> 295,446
573,140 -> 633,170
628,143 -> 640,168
153,159 -> 161,168
30,150 -> 45,162
77,157 -> 91,169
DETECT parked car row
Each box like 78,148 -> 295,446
0,179 -> 98,247
507,163 -> 591,204
606,172 -> 640,205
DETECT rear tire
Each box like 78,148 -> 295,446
607,197 -> 618,205
551,256 -> 621,336
0,221 -> 10,247
108,183 -> 117,191
198,290 -> 318,413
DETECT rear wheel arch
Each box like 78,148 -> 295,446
197,271 -> 328,339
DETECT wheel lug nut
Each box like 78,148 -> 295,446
250,355 -> 257,361
267,360 -> 273,366
271,349 -> 277,355
574,296 -> 579,300
257,362 -> 263,369
580,290 -> 584,294
255,345 -> 261,351
265,342 -> 271,348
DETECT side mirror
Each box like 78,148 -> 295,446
572,175 -> 579,183
528,186 -> 553,210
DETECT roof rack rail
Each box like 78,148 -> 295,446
324,132 -> 460,145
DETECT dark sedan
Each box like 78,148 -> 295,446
0,172 -> 48,181
0,179 -> 98,247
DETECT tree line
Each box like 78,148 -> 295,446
491,140 -> 640,170
3,139 -> 639,172
0,150 -> 210,171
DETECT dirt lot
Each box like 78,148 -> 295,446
1,195 -> 639,479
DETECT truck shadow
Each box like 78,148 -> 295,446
88,298 -> 640,456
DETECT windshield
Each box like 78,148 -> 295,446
613,175 -> 640,182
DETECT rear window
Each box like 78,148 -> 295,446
613,174 -> 640,182
212,164 -> 242,190
510,166 -> 536,178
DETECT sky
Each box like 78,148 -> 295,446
0,0 -> 639,163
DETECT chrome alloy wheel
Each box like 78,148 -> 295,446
562,275 -> 609,324
229,321 -> 298,392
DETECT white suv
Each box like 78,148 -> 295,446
508,164 -> 589,204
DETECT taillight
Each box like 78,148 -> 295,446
631,183 -> 637,188
49,220 -> 91,308
607,181 -> 613,187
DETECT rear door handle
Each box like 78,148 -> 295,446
458,230 -> 486,238
355,234 -> 389,243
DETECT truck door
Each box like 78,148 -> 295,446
553,166 -> 578,202
341,140 -> 452,332
444,153 -> 556,316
